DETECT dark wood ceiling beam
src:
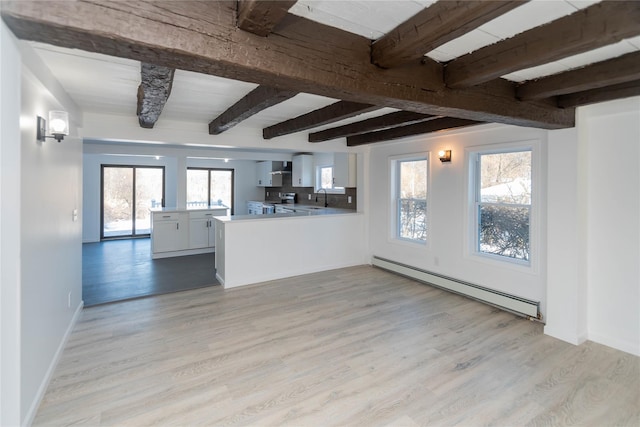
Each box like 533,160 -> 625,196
517,52 -> 640,101
372,0 -> 526,69
0,0 -> 574,129
308,111 -> 438,142
557,79 -> 640,109
136,63 -> 174,129
347,117 -> 483,146
445,1 -> 640,88
263,101 -> 380,139
237,0 -> 297,37
209,85 -> 297,135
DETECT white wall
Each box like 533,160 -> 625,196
82,142 -> 265,242
0,20 -> 23,427
1,22 -> 83,426
546,98 -> 640,355
545,127 -> 587,345
367,124 -> 549,317
81,111 -> 357,154
582,98 -> 639,355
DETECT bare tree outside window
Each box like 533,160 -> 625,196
397,158 -> 427,242
477,150 -> 531,261
101,165 -> 164,238
187,168 -> 233,213
319,166 -> 333,189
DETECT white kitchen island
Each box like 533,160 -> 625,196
214,211 -> 366,288
150,206 -> 228,259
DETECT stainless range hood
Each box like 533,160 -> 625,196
270,161 -> 292,175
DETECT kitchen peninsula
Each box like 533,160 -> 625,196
214,209 -> 366,288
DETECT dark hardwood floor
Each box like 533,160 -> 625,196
82,238 -> 219,306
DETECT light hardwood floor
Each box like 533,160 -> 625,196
34,266 -> 639,426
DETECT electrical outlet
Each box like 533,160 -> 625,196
308,194 -> 311,200
348,196 -> 352,204
67,292 -> 72,308
266,191 -> 269,197
72,208 -> 78,222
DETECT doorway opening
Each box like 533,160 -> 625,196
101,165 -> 165,239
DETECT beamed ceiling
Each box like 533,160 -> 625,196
2,0 -> 639,147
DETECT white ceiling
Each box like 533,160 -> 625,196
29,0 -> 640,140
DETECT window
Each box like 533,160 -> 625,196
187,168 -> 234,214
319,166 -> 334,189
316,165 -> 345,193
474,149 -> 531,262
394,157 -> 428,242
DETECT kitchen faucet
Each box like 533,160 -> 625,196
316,188 -> 328,207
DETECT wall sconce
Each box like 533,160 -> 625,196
37,111 -> 69,142
438,150 -> 452,163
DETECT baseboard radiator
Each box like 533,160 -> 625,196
372,256 -> 541,320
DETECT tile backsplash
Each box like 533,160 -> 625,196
263,174 -> 357,210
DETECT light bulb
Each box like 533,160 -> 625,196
48,111 -> 69,135
50,119 -> 67,133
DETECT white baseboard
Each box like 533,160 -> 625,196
24,301 -> 84,426
588,331 -> 640,356
543,325 -> 587,346
221,260 -> 365,289
152,247 -> 215,259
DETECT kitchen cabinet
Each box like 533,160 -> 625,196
292,154 -> 313,187
256,161 -> 282,187
334,153 -> 357,187
189,211 -> 217,249
151,207 -> 227,258
151,212 -> 188,254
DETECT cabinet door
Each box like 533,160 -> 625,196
334,153 -> 357,187
153,220 -> 184,253
256,161 -> 269,186
293,155 -> 313,187
189,218 -> 210,249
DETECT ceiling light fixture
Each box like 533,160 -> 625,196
438,150 -> 452,163
37,111 -> 69,142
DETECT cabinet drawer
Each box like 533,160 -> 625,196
154,212 -> 180,221
189,210 -> 219,220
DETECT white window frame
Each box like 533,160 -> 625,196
389,153 -> 430,246
464,140 -> 541,272
315,164 -> 345,194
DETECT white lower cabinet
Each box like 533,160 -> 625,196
189,211 -> 217,249
151,208 -> 227,258
152,212 -> 188,254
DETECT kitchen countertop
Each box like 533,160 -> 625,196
218,206 -> 358,222
150,205 -> 229,213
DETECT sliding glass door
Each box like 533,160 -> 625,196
187,168 -> 234,214
101,165 -> 165,239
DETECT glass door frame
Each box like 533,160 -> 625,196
187,167 -> 235,215
100,164 -> 166,240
